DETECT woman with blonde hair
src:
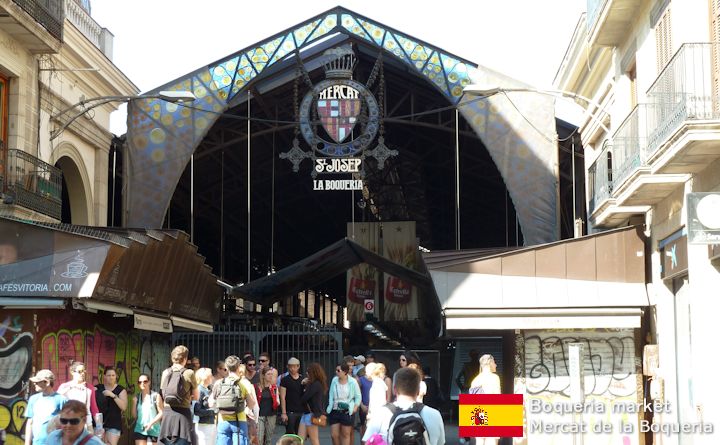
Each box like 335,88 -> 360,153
193,368 -> 216,445
255,367 -> 280,445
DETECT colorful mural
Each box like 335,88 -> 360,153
0,314 -> 33,445
0,310 -> 172,444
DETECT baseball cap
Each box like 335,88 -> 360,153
287,357 -> 300,366
353,355 -> 366,363
29,369 -> 55,383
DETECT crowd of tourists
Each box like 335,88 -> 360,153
18,347 -> 447,445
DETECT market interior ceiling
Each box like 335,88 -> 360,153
155,33 -> 576,303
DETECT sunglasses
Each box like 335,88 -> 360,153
74,369 -> 86,373
335,369 -> 342,373
138,380 -> 149,384
247,363 -> 256,367
60,418 -> 82,425
259,359 -> 269,362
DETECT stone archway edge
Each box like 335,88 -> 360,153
124,6 -> 558,245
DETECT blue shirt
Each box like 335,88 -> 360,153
46,429 -> 104,445
26,392 -> 66,445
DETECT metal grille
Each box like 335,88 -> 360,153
4,149 -> 62,219
12,0 -> 64,41
173,318 -> 343,374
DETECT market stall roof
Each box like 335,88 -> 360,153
424,226 -> 650,330
0,216 -> 222,326
232,237 -> 436,306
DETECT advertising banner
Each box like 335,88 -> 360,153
382,221 -> 418,320
346,222 -> 380,321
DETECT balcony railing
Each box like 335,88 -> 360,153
609,105 -> 647,191
588,140 -> 613,213
2,149 -> 62,220
646,43 -> 720,155
589,43 -> 720,216
12,0 -> 65,41
65,0 -> 114,58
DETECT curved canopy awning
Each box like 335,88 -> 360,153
233,237 -> 435,304
125,6 -> 559,246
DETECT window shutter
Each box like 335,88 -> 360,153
656,8 -> 672,74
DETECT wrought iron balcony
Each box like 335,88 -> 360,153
588,43 -> 720,222
588,140 -> 612,214
645,43 -> 719,158
2,149 -> 62,220
12,0 -> 64,41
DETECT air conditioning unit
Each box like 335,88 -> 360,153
687,193 -> 720,244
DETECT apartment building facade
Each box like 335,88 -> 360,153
0,0 -> 136,225
555,1 -> 720,444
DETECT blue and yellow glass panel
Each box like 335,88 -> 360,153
422,51 -> 449,96
441,54 -> 472,99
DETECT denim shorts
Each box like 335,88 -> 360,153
300,413 -> 313,426
105,428 -> 122,436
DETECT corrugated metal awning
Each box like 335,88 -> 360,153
0,216 -> 222,326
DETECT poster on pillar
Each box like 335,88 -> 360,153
383,221 -> 418,321
346,222 -> 380,322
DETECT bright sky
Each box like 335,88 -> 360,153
91,0 -> 586,134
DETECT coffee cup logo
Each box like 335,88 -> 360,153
61,254 -> 88,278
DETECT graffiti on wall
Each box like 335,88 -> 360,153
39,324 -> 171,395
0,310 -> 172,445
521,329 -> 641,445
524,332 -> 636,397
0,315 -> 33,445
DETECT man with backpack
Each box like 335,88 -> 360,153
361,367 -> 444,445
159,345 -> 198,445
209,355 -> 257,445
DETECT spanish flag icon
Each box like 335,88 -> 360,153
459,394 -> 524,437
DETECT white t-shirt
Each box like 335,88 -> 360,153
362,398 -> 445,445
368,377 -> 388,418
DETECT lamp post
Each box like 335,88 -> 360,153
49,90 -> 196,140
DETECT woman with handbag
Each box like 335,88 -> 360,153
326,363 -> 361,445
131,374 -> 163,445
297,363 -> 327,445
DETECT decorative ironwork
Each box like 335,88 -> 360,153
3,149 -> 62,219
12,0 -> 64,41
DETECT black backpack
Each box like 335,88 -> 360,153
214,377 -> 245,412
162,367 -> 187,407
386,402 -> 431,445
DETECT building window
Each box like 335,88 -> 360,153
655,7 -> 672,73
